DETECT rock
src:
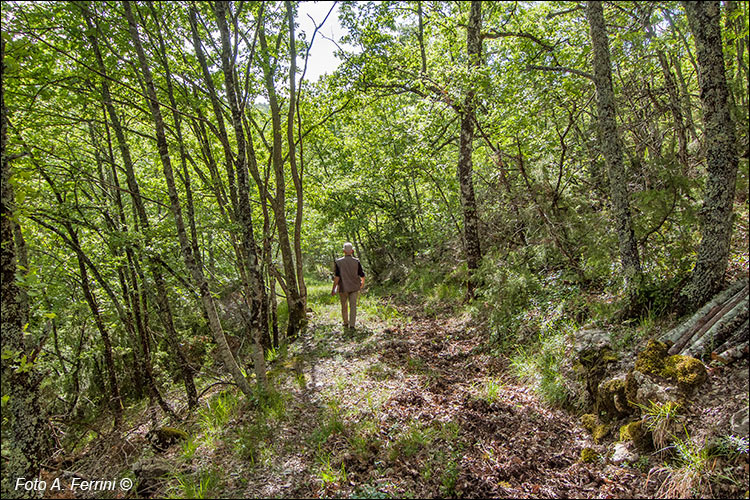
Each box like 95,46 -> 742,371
625,369 -> 680,408
597,376 -> 633,418
731,407 -> 749,438
611,442 -> 639,465
146,427 -> 189,453
619,420 -> 652,451
662,355 -> 707,389
574,329 -> 612,354
580,413 -> 610,443
580,413 -> 598,432
634,339 -> 670,376
133,457 -> 172,497
574,329 -> 619,408
633,340 -> 707,390
580,447 -> 598,463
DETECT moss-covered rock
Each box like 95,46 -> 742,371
580,447 -> 598,463
619,420 -> 652,451
593,423 -> 610,443
580,413 -> 610,443
575,341 -> 619,409
662,355 -> 707,389
596,377 -> 633,418
634,339 -> 670,376
580,413 -> 598,432
146,427 -> 189,452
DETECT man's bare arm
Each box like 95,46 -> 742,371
332,276 -> 340,295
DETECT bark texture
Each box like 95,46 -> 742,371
683,1 -> 740,308
586,1 -> 642,292
215,0 -> 267,391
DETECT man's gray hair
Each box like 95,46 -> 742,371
343,242 -> 354,252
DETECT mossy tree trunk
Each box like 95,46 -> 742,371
682,1 -> 740,308
1,37 -> 50,496
458,0 -> 483,299
586,0 -> 643,295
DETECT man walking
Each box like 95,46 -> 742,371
332,242 -> 365,330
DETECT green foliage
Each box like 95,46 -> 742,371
387,421 -> 438,460
638,400 -> 682,450
180,436 -> 199,462
439,456 -> 459,497
713,435 -> 749,461
511,327 -> 573,408
308,399 -> 345,447
167,467 -> 222,499
198,390 -> 238,434
232,416 -> 272,466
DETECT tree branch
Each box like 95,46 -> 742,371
525,64 -> 594,80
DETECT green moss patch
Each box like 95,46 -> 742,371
634,339 -> 669,376
580,413 -> 598,432
619,420 -> 652,451
580,447 -> 598,463
593,423 -> 610,443
662,355 -> 707,388
596,378 -> 632,418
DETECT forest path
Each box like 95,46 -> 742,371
234,307 -> 655,498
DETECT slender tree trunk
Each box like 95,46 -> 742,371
215,0 -> 267,391
683,1 -> 740,307
123,1 -> 253,396
72,240 -> 124,426
257,10 -> 306,338
458,0 -> 483,299
286,0 -> 307,309
85,12 -> 198,410
586,0 -> 643,294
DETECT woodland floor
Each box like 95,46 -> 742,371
50,295 -> 699,499
231,311 -> 656,499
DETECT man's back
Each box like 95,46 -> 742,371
335,255 -> 364,293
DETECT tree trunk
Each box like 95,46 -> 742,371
215,0 -> 267,391
257,8 -> 306,339
85,11 -> 198,410
586,0 -> 643,294
1,38 -> 51,496
286,0 -> 308,309
458,0 -> 482,299
683,1 -> 740,308
123,1 -> 253,397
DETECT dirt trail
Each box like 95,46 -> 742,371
238,312 -> 656,498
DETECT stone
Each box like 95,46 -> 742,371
574,329 -> 612,354
146,427 -> 189,453
731,407 -> 749,438
580,447 -> 598,463
662,355 -> 707,389
580,413 -> 598,432
611,442 -> 639,465
634,339 -> 670,376
619,420 -> 652,451
133,457 -> 172,497
597,376 -> 633,418
574,329 -> 619,409
625,369 -> 680,408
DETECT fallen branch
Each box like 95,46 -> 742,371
662,280 -> 746,345
685,299 -> 748,358
670,284 -> 748,354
